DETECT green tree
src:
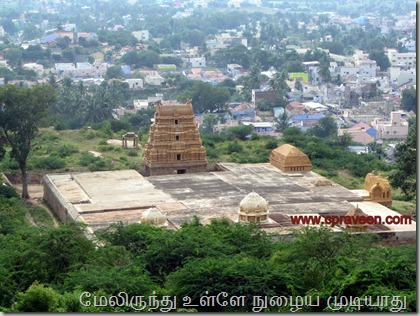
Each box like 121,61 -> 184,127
0,84 -> 56,198
137,50 -> 161,68
335,131 -> 352,148
200,114 -> 218,134
177,81 -> 230,113
12,283 -> 61,312
400,87 -> 416,113
294,79 -> 303,91
389,121 -> 416,199
105,65 -> 123,80
318,62 -> 331,83
5,47 -> 23,67
274,111 -> 292,132
268,69 -> 290,92
182,29 -> 205,47
368,49 -> 391,71
367,141 -> 385,160
83,87 -> 115,124
224,125 -> 253,140
309,116 -> 338,138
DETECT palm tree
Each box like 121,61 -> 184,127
83,87 -> 114,124
275,111 -> 292,132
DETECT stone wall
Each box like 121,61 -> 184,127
43,175 -> 80,223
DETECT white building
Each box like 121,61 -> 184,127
389,67 -> 416,86
125,78 -> 144,90
194,0 -> 208,8
145,74 -> 164,86
54,61 -> 108,78
23,63 -> 44,76
358,59 -> 377,77
190,57 -> 206,68
132,30 -> 150,42
387,49 -> 416,69
372,112 -> 409,140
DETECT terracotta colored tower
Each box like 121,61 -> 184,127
143,100 -> 207,176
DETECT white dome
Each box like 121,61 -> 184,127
141,207 -> 167,226
239,192 -> 268,214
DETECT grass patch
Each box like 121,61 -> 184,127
28,206 -> 55,227
29,128 -> 145,172
391,200 -> 416,217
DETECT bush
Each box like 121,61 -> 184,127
227,142 -> 243,154
110,119 -> 132,132
127,150 -> 138,157
56,145 -> 79,158
83,132 -> 96,140
98,145 -> 115,152
79,152 -> 99,166
265,138 -> 278,149
206,147 -> 219,159
0,185 -> 19,198
98,140 -> 108,146
34,156 -> 66,170
88,159 -> 111,172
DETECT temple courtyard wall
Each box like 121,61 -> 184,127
43,164 -> 416,241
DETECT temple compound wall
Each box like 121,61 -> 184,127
143,100 -> 207,176
270,144 -> 311,172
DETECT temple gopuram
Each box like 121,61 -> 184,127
143,100 -> 207,176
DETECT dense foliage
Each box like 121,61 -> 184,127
0,196 -> 415,312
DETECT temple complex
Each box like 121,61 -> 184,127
270,144 -> 312,172
143,100 -> 207,176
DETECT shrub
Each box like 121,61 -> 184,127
98,145 -> 115,152
88,159 -> 111,172
79,153 -> 99,166
84,132 -> 96,140
0,185 -> 19,198
34,157 -> 66,170
206,147 -> 219,159
57,145 -> 79,158
265,138 -> 278,150
127,150 -> 138,157
227,142 -> 243,154
98,140 -> 108,146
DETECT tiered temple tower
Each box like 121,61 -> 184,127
143,100 -> 207,176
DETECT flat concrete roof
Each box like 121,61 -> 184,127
44,164 -> 416,239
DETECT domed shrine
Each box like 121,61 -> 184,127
238,192 -> 269,223
270,144 -> 311,173
140,206 -> 168,228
